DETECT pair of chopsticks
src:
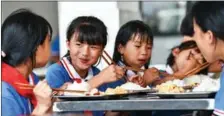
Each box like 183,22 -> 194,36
16,83 -> 86,93
176,62 -> 210,79
102,51 -> 145,72
184,62 -> 210,77
101,51 -> 131,82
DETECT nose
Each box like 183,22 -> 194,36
140,46 -> 148,56
80,44 -> 89,57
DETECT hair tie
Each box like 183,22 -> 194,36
1,51 -> 6,57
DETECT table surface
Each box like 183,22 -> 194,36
53,94 -> 215,112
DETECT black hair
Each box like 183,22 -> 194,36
180,12 -> 194,37
1,9 -> 53,67
192,1 -> 224,40
166,40 -> 208,75
65,16 -> 107,57
113,20 -> 154,69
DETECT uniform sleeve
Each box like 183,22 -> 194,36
2,82 -> 25,116
2,97 -> 23,116
46,64 -> 67,88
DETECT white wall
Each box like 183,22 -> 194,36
1,1 -> 59,38
58,2 -> 120,70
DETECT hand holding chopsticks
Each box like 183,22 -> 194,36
102,51 -> 130,82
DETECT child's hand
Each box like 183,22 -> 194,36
129,75 -> 147,87
32,80 -> 53,115
191,48 -> 205,64
100,64 -> 125,83
57,82 -> 72,95
142,67 -> 160,85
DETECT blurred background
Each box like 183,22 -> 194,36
1,1 -> 196,78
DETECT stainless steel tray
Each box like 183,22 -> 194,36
150,91 -> 216,98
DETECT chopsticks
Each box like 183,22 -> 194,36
16,83 -> 86,93
102,51 -> 130,82
184,62 -> 210,77
102,51 -> 144,72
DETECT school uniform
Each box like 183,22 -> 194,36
213,65 -> 224,116
46,56 -> 108,116
2,63 -> 39,116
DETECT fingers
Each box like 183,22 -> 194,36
57,82 -> 72,95
191,49 -> 205,64
34,80 -> 52,98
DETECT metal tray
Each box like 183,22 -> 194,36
53,89 -> 157,101
53,93 -> 129,101
150,91 -> 216,99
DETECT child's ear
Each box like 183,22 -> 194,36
118,44 -> 124,54
66,40 -> 70,50
206,30 -> 216,45
172,48 -> 180,57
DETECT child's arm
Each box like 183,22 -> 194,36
87,65 -> 125,89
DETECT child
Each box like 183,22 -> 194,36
152,40 -> 208,85
107,20 -> 154,89
2,9 -> 53,116
180,12 -> 222,77
191,2 -> 224,115
46,16 -> 125,116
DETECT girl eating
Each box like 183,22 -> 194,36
2,9 -> 53,116
107,20 -> 154,88
46,16 -> 125,116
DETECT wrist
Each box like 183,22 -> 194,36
32,104 -> 51,115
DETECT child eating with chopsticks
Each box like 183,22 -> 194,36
46,16 -> 125,116
151,40 -> 208,85
104,20 -> 154,116
2,9 -> 54,116
107,20 -> 154,89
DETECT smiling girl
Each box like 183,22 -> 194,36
46,16 -> 125,116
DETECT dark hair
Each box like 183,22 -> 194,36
1,9 -> 53,67
65,16 -> 107,57
113,20 -> 154,69
192,1 -> 224,40
166,40 -> 208,75
180,12 -> 194,37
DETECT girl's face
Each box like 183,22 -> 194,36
67,34 -> 103,71
193,19 -> 217,63
174,48 -> 199,72
35,34 -> 51,67
119,35 -> 152,68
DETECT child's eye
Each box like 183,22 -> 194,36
147,46 -> 152,50
75,43 -> 81,46
90,45 -> 99,49
135,45 -> 141,48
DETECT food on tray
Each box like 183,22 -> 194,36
120,82 -> 150,90
105,87 -> 128,95
161,79 -> 185,87
85,88 -> 102,96
192,77 -> 220,92
156,84 -> 185,93
64,82 -> 90,96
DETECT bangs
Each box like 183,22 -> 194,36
75,24 -> 106,47
131,32 -> 153,45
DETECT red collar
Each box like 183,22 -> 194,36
2,62 -> 37,108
